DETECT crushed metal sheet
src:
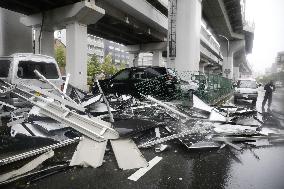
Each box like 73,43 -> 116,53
22,83 -> 85,112
89,102 -> 116,113
128,156 -> 163,181
0,137 -> 80,166
10,122 -> 70,141
223,141 -> 242,151
188,142 -> 221,149
81,94 -> 102,107
28,99 -> 119,141
155,144 -> 168,152
70,137 -> 107,168
145,95 -> 189,119
0,101 -> 17,110
0,150 -> 54,182
209,109 -> 227,122
213,123 -> 258,135
110,138 -> 148,170
193,95 -> 212,112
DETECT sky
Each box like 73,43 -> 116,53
246,0 -> 284,74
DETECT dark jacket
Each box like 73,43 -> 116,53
264,83 -> 275,95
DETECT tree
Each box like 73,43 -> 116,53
55,45 -> 66,68
87,54 -> 102,85
101,54 -> 117,78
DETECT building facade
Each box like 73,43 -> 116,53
104,40 -> 129,65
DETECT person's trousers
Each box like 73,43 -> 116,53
262,94 -> 272,109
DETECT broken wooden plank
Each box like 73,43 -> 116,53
110,139 -> 148,170
70,137 -> 107,168
128,156 -> 163,181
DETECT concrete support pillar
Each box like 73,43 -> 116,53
199,63 -> 205,73
222,56 -> 234,79
129,53 -> 139,67
233,66 -> 240,81
152,51 -> 163,67
66,22 -> 88,91
172,0 -> 201,73
34,28 -> 54,57
0,8 -> 32,56
220,40 -> 245,80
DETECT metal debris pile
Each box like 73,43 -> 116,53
0,72 -> 284,186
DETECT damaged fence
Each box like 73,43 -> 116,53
135,71 -> 233,104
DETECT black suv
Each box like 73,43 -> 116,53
92,66 -> 178,98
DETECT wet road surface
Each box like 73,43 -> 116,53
2,88 -> 284,189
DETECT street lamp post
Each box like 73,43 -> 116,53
218,35 -> 230,78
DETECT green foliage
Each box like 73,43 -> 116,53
87,54 -> 102,85
101,54 -> 118,78
87,53 -> 126,85
55,45 -> 66,68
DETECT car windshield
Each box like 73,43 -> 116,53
0,59 -> 11,77
17,61 -> 59,79
237,80 -> 257,89
113,69 -> 130,80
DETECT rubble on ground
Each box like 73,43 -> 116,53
0,73 -> 284,186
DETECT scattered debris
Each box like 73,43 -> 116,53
128,156 -> 163,181
0,150 -> 54,182
70,137 -> 107,168
110,138 -> 148,170
0,71 -> 284,186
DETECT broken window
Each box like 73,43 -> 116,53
0,59 -> 11,77
17,61 -> 59,79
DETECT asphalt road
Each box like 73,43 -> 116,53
3,88 -> 284,189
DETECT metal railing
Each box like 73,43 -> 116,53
135,71 -> 233,104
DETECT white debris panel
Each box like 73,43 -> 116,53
70,137 -> 107,168
110,138 -> 148,170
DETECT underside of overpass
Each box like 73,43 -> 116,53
0,0 -> 167,45
0,0 -> 254,84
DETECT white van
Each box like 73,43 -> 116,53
0,53 -> 63,106
234,78 -> 258,104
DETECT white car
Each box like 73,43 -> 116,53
234,78 -> 258,104
0,53 -> 63,107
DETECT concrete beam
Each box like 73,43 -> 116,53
103,0 -> 167,34
96,0 -> 166,42
125,42 -> 167,53
203,0 -> 244,40
20,1 -> 105,29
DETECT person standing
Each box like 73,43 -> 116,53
262,80 -> 275,111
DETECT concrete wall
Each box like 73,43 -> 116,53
0,8 -> 32,56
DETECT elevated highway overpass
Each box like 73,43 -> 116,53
0,0 -> 254,89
